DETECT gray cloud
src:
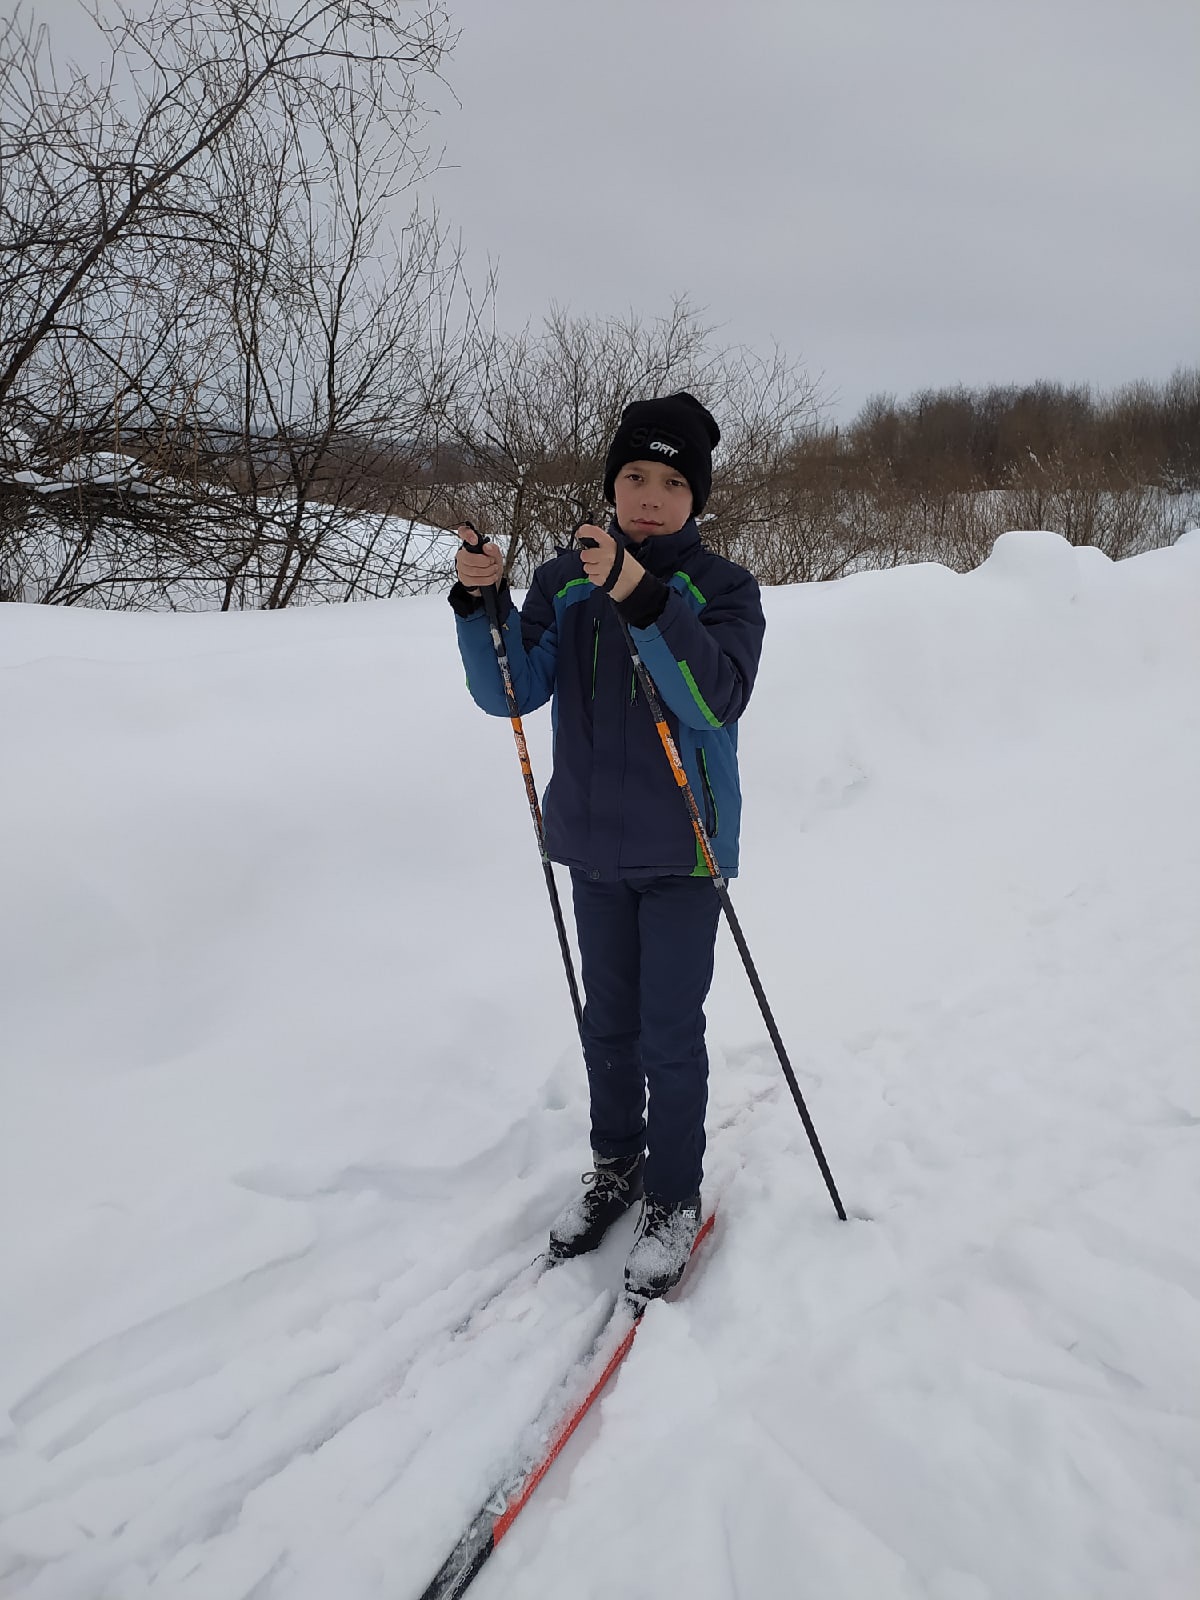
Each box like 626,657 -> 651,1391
433,0 -> 1199,417
32,0 -> 1199,421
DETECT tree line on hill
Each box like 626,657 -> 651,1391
1,0 -> 1195,608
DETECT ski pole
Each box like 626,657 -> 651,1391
460,524 -> 583,1034
579,533 -> 847,1221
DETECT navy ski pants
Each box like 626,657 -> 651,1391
570,870 -> 722,1204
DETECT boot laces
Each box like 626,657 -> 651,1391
637,1197 -> 697,1239
581,1161 -> 635,1200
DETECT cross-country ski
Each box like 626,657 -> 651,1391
419,1216 -> 716,1600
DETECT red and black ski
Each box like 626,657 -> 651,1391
417,1213 -> 715,1600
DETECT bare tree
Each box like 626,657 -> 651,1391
437,298 -> 824,585
0,0 -> 478,606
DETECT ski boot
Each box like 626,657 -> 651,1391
624,1195 -> 702,1303
548,1151 -> 645,1261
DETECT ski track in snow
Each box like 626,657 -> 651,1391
1,532 -> 1198,1599
0,1095 -> 769,1600
0,1113 -> 572,1594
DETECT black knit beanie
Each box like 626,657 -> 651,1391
602,391 -> 721,515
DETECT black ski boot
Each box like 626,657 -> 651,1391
548,1152 -> 645,1261
624,1195 -> 702,1302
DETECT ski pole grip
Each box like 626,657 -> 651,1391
576,527 -> 624,593
460,519 -> 500,601
573,516 -> 599,551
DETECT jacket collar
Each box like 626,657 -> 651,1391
611,515 -> 701,576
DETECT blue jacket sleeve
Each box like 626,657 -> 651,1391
630,568 -> 765,730
454,569 -> 560,717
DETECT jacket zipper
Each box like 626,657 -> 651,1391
700,749 -> 718,837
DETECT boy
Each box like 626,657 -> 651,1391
450,392 -> 765,1300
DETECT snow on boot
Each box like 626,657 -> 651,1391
624,1195 -> 702,1302
548,1151 -> 645,1261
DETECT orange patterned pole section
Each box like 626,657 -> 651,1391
651,715 -> 722,880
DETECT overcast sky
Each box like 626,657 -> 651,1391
429,0 -> 1199,419
34,0 -> 1199,423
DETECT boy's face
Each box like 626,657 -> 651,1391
613,460 -> 693,539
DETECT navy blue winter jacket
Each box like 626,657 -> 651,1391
452,519 -> 765,882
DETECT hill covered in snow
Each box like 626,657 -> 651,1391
1,530 -> 1198,1599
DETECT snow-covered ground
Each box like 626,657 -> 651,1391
1,529 -> 1198,1600
2,489 -> 459,609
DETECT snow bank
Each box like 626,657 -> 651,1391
1,531 -> 1198,1599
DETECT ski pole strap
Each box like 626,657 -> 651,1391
599,541 -> 625,594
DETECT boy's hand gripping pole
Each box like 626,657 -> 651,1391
463,526 -> 583,1034
578,532 -> 847,1222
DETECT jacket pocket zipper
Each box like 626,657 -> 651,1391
700,749 -> 718,837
